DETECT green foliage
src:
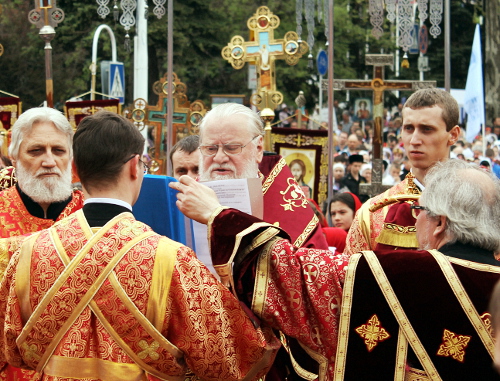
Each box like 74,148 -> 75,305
0,0 -> 478,112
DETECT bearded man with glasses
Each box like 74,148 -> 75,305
0,111 -> 278,380
196,102 -> 328,250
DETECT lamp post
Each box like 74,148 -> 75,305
28,0 -> 64,108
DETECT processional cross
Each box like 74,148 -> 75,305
222,6 -> 307,112
327,54 -> 435,196
28,0 -> 65,108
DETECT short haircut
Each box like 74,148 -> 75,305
421,159 -> 500,252
9,107 -> 74,159
73,111 -> 145,192
403,88 -> 459,132
169,135 -> 199,164
388,135 -> 398,144
199,103 -> 263,144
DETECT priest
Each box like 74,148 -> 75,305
0,111 -> 278,380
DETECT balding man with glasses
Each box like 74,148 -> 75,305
195,102 -> 328,251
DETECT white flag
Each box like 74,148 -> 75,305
463,24 -> 484,143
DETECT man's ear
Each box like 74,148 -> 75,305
129,154 -> 140,179
255,135 -> 264,164
71,160 -> 78,176
432,215 -> 447,237
448,125 -> 460,146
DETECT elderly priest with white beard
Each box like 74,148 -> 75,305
0,107 -> 84,239
0,107 -> 84,380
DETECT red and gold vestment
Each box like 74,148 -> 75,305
260,157 -> 328,250
208,208 -> 349,381
0,210 -> 278,381
0,186 -> 84,238
345,173 -> 420,256
335,248 -> 500,380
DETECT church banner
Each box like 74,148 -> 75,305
0,96 -> 22,155
64,99 -> 121,130
271,127 -> 328,205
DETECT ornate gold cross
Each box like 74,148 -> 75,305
222,6 -> 307,111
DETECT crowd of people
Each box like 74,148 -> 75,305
0,88 -> 499,380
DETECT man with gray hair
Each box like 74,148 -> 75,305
197,102 -> 327,250
0,107 -> 84,380
0,107 -> 84,238
415,159 -> 500,258
337,159 -> 500,380
194,102 -> 328,380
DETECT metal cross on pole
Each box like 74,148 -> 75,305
324,54 -> 436,197
222,6 -> 307,112
28,0 -> 64,108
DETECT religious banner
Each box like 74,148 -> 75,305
0,96 -> 22,155
271,127 -> 328,205
141,72 -> 208,174
64,99 -> 121,130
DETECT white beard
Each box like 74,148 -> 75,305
16,162 -> 73,204
199,154 -> 259,181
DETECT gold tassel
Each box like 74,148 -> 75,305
401,53 -> 410,69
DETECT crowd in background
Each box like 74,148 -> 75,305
285,101 -> 500,252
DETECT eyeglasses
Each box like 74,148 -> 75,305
410,204 -> 430,217
199,136 -> 259,157
124,154 -> 149,174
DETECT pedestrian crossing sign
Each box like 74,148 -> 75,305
109,62 -> 125,104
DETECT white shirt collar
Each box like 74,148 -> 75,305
84,198 -> 132,211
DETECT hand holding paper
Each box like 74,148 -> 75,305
169,175 -> 222,224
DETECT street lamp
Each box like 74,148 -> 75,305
28,0 -> 64,108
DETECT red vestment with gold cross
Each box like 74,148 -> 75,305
0,184 -> 82,381
208,208 -> 349,381
0,210 -> 278,381
259,156 -> 328,250
335,248 -> 500,380
0,186 -> 84,239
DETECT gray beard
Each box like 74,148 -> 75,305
199,157 -> 259,181
16,162 -> 73,204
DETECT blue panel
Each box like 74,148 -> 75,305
133,175 -> 194,248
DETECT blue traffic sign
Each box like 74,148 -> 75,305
317,50 -> 328,76
109,62 -> 125,104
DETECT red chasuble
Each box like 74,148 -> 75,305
260,156 -> 328,250
0,211 -> 278,380
335,249 -> 500,380
0,186 -> 84,381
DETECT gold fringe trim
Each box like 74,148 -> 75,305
375,223 -> 419,248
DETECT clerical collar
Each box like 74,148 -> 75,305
409,170 -> 425,191
16,184 -> 72,221
84,197 -> 132,211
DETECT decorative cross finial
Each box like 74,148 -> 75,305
28,0 -> 65,29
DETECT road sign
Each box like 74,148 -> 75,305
317,50 -> 328,76
409,24 -> 419,54
419,25 -> 429,54
109,62 -> 125,104
418,56 -> 430,72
